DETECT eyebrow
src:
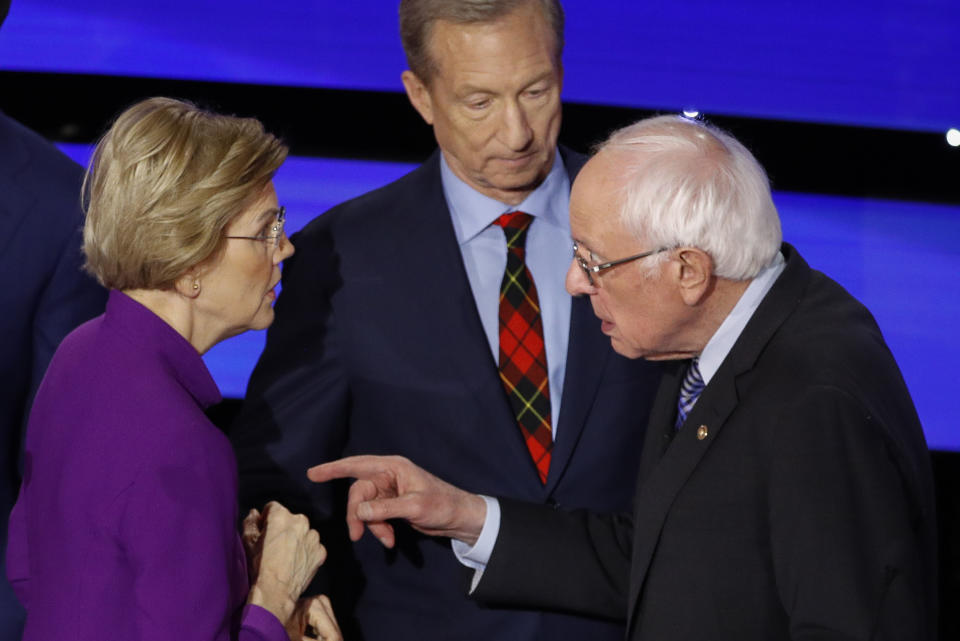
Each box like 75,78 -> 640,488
456,85 -> 495,98
522,72 -> 556,88
573,238 -> 606,261
456,72 -> 556,98
573,237 -> 594,251
256,207 -> 280,222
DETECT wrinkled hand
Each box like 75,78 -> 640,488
306,455 -> 487,548
242,508 -> 263,582
246,502 -> 326,626
286,594 -> 342,641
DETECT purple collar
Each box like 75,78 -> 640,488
103,290 -> 222,408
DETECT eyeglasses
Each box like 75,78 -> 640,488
225,206 -> 286,248
572,241 -> 669,286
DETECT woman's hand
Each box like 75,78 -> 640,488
242,507 -> 263,582
286,594 -> 342,641
245,502 -> 326,625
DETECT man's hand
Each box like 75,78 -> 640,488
307,455 -> 487,548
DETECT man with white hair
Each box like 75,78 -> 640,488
309,115 -> 938,640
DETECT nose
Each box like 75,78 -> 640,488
275,232 -> 295,264
565,258 -> 596,297
500,99 -> 534,151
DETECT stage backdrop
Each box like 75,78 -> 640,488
0,0 -> 957,132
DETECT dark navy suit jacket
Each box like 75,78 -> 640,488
231,148 -> 662,641
0,112 -> 106,638
475,246 -> 938,641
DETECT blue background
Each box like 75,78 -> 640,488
1,0 -> 957,132
2,1 -> 956,449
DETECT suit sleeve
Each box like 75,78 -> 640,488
4,487 -> 31,609
239,605 -> 290,641
472,498 -> 633,621
767,385 -> 932,640
230,222 -> 348,526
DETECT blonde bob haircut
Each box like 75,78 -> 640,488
82,97 -> 288,291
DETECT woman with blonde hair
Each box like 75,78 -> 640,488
6,97 -> 340,641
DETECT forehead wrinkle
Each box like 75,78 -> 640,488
441,46 -> 556,86
427,10 -> 559,88
571,152 -> 637,251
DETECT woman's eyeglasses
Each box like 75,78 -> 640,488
225,206 -> 286,248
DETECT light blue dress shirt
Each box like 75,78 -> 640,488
440,150 -> 572,433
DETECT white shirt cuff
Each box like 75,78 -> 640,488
451,495 -> 501,592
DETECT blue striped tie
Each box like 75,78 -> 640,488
675,358 -> 705,429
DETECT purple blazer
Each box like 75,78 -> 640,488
6,291 -> 288,641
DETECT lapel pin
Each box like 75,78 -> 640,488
697,425 -> 709,440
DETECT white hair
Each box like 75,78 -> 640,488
599,115 -> 782,280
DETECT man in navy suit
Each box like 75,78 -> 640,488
308,115 -> 938,641
1,5 -> 108,637
231,1 -> 661,640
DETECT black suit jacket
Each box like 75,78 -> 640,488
231,148 -> 663,641
0,112 -> 106,637
475,245 -> 937,641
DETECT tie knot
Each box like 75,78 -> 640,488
494,211 -> 533,250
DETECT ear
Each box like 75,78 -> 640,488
675,248 -> 714,306
174,270 -> 202,299
401,70 -> 435,126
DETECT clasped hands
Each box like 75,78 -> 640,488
238,456 -> 486,639
306,455 -> 488,548
243,501 -> 342,641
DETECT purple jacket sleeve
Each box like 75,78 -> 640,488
239,605 -> 289,641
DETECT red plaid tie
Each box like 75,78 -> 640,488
494,211 -> 552,484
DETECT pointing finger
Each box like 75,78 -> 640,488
307,455 -> 403,484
